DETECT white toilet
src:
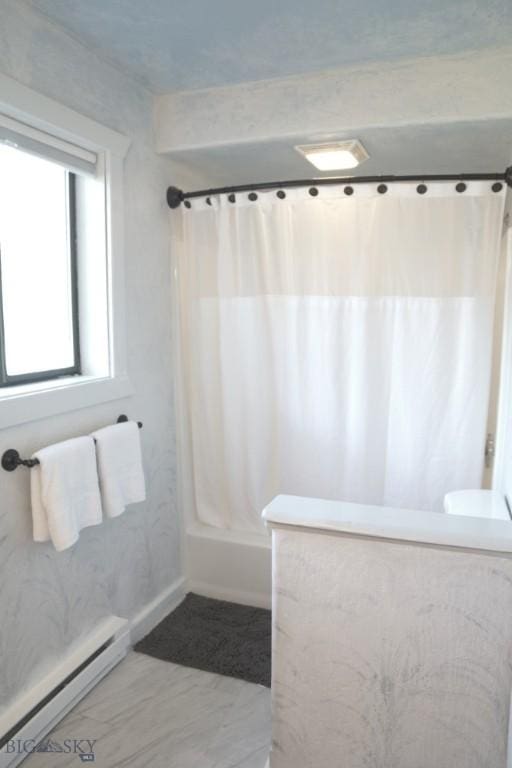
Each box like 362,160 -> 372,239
443,489 -> 510,520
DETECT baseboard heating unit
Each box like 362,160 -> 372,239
0,616 -> 129,768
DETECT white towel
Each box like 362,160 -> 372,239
31,436 -> 103,552
91,422 -> 146,518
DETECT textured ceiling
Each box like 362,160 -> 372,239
30,0 -> 512,93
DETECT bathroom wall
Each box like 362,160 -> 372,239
0,0 -> 183,710
271,525 -> 512,768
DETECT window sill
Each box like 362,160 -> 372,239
0,374 -> 134,430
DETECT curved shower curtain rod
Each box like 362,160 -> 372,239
166,166 -> 512,208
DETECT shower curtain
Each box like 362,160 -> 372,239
173,182 -> 505,533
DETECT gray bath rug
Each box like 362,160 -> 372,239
134,593 -> 271,687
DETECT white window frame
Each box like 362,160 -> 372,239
0,72 -> 133,430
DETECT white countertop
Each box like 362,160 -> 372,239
262,494 -> 512,554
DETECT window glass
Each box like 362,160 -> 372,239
0,144 -> 78,380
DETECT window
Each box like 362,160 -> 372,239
0,72 -> 132,430
0,144 -> 80,386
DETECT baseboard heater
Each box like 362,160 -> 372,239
0,616 -> 129,768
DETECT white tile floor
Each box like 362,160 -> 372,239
23,651 -> 271,768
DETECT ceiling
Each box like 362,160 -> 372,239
30,0 -> 512,93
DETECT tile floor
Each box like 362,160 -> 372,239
23,651 -> 271,768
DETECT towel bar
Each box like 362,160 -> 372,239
1,415 -> 143,472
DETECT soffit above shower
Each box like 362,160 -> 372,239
29,0 -> 512,93
154,44 -> 512,188
163,120 -> 512,188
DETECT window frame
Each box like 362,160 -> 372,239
0,72 -> 133,431
0,170 -> 81,388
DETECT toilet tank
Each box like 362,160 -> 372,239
443,489 -> 510,520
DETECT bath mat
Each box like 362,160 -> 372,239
134,593 -> 271,687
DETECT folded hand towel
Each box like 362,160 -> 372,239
31,436 -> 102,552
91,422 -> 146,518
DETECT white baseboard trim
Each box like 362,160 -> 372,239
188,579 -> 271,610
0,617 -> 129,768
130,576 -> 187,645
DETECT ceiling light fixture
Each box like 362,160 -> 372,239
295,139 -> 369,171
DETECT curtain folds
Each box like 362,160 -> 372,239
174,183 -> 505,533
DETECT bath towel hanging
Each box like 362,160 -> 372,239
91,421 -> 146,518
31,436 -> 102,551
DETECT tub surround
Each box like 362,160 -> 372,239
264,495 -> 512,768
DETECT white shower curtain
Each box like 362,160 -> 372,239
174,182 -> 505,533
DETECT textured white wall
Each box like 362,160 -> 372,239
0,0 -> 181,709
156,46 -> 512,152
271,528 -> 512,768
